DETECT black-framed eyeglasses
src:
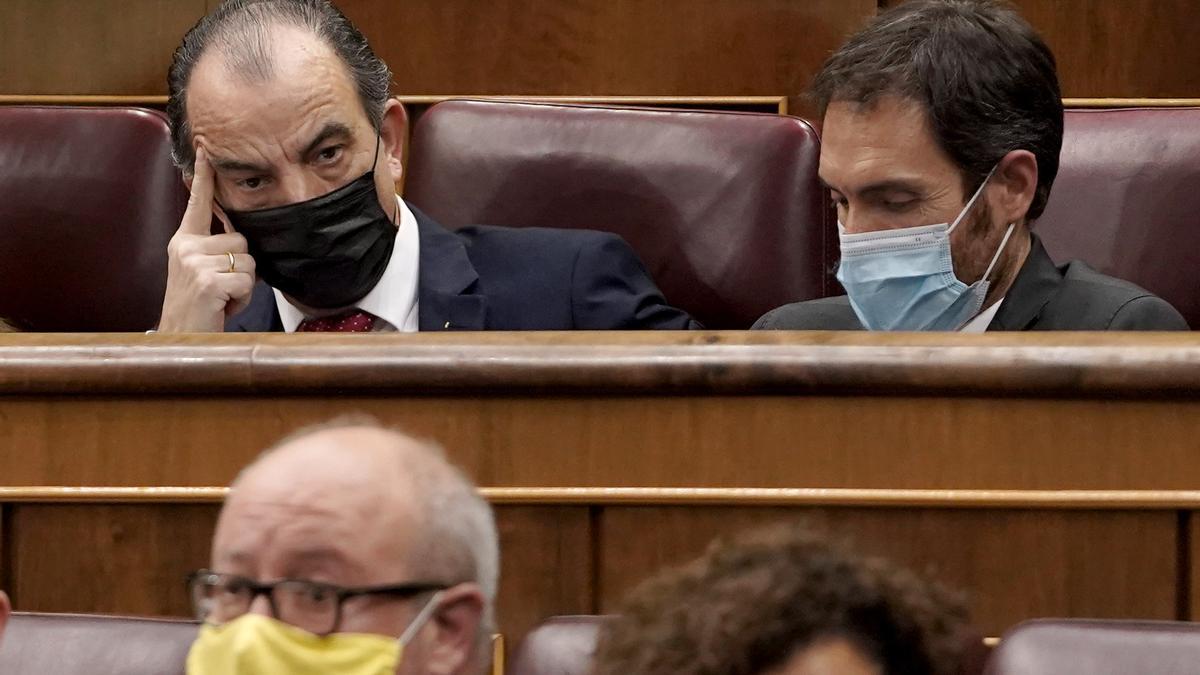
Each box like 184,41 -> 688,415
187,569 -> 448,636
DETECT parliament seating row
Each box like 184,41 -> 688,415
1,100 -> 1199,331
5,611 -> 1200,675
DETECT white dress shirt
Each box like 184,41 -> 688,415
959,297 -> 1004,333
274,196 -> 421,333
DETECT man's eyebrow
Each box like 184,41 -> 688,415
210,156 -> 270,174
300,122 -> 354,159
290,546 -> 349,562
859,180 -> 923,196
827,180 -> 925,199
219,549 -> 253,567
280,546 -> 363,577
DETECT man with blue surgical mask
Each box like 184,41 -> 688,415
755,0 -> 1187,332
185,420 -> 497,675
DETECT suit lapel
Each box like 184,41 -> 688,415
412,205 -> 488,331
224,281 -> 283,332
988,234 -> 1063,331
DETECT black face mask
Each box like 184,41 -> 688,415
223,145 -> 397,310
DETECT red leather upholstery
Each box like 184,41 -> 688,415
0,612 -> 196,674
508,615 -> 611,675
1037,107 -> 1200,328
405,100 -> 832,329
0,106 -> 186,331
984,619 -> 1200,674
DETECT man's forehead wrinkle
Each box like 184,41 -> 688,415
185,22 -> 363,169
213,495 -> 379,578
231,441 -> 416,539
234,473 -> 389,521
189,85 -> 348,168
211,438 -> 461,588
821,96 -> 955,193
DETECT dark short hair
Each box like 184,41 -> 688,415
593,523 -> 971,675
166,0 -> 391,172
812,0 -> 1062,221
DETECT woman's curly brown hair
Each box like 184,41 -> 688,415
593,523 -> 970,675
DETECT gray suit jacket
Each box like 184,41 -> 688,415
753,235 -> 1189,331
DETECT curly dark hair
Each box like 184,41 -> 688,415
593,523 -> 971,675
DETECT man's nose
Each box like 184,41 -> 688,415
247,593 -> 274,618
841,210 -> 865,234
274,170 -> 333,206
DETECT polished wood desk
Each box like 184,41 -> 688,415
1,332 -> 1199,643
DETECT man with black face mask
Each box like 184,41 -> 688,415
157,0 -> 696,333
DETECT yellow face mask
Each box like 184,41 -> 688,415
186,592 -> 442,675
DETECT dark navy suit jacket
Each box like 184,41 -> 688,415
226,204 -> 697,331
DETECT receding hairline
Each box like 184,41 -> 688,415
168,0 -> 395,171
202,4 -> 330,82
189,20 -> 350,97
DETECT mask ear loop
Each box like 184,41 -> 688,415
947,164 -> 1000,235
397,590 -> 445,648
979,222 -> 1016,284
367,128 -> 400,227
370,130 -> 382,173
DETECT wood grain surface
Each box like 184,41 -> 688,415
878,0 -> 1200,98
6,0 -> 1195,109
0,498 -> 1187,642
2,332 -> 1200,396
1,334 -> 1199,492
1,333 -> 1198,643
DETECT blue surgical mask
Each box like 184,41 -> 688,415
835,168 -> 1015,331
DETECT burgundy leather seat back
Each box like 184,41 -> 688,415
985,619 -> 1200,675
0,106 -> 186,331
1037,107 -> 1200,328
0,613 -> 197,674
405,100 -> 831,329
509,615 -> 611,675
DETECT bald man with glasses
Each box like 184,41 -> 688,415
185,420 -> 497,675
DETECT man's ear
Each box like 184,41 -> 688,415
422,584 -> 485,675
992,149 -> 1039,226
380,98 -> 410,189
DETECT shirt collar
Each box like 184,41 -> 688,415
274,196 -> 421,332
959,297 -> 1004,333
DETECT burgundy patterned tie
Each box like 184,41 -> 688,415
296,309 -> 377,332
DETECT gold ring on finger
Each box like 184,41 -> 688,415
226,251 -> 236,274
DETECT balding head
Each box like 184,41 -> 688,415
165,0 -> 407,229
167,0 -> 392,173
210,420 -> 497,674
